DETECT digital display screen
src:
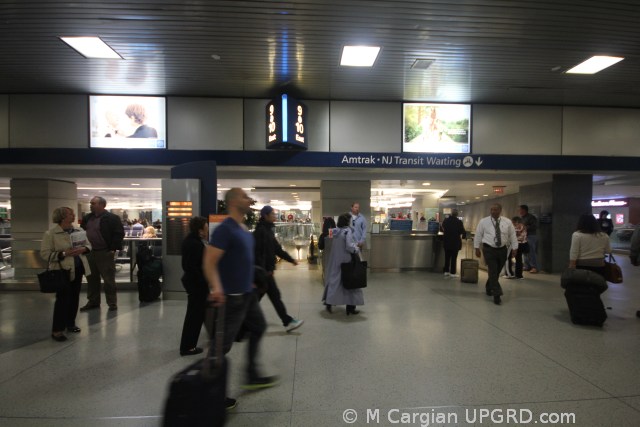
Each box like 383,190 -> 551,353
403,103 -> 471,153
266,95 -> 308,150
90,95 -> 166,149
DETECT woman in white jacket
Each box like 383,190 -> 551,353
41,207 -> 91,341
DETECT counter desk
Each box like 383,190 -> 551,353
369,231 -> 438,272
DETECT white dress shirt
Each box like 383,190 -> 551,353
474,216 -> 518,249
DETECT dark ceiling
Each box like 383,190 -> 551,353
1,0 -> 640,106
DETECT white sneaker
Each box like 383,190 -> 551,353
450,274 -> 459,278
285,318 -> 304,332
444,272 -> 450,277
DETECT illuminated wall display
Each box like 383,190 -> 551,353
266,94 -> 308,150
591,199 -> 628,207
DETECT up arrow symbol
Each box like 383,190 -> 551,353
475,157 -> 483,166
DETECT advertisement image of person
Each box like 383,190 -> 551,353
125,104 -> 158,138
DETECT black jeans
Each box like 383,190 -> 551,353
52,271 -> 82,333
482,244 -> 508,297
214,292 -> 267,380
179,290 -> 208,351
443,249 -> 459,274
507,245 -> 525,278
259,275 -> 293,326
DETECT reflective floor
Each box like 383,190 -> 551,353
1,257 -> 639,426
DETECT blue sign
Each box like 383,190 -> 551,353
2,149 -> 640,172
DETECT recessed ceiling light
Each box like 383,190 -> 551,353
60,36 -> 122,59
566,56 -> 624,74
411,58 -> 435,70
289,184 -> 297,187
483,194 -> 489,197
476,183 -> 485,186
211,54 -> 221,60
340,45 -> 381,67
422,182 -> 431,186
131,183 -> 140,186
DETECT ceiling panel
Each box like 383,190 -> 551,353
0,1 -> 639,106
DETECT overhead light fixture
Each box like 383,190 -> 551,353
411,58 -> 435,70
131,183 -> 140,186
340,45 -> 380,67
422,182 -> 431,186
476,183 -> 485,186
566,55 -> 624,74
60,36 -> 122,59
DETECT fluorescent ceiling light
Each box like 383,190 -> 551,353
566,56 -> 624,74
60,36 -> 122,59
340,46 -> 380,67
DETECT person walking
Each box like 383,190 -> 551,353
474,203 -> 518,305
441,208 -> 466,278
254,205 -> 303,332
204,188 -> 277,402
80,196 -> 125,311
40,207 -> 91,341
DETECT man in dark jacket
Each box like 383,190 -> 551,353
254,206 -> 303,332
80,196 -> 125,311
441,208 -> 466,278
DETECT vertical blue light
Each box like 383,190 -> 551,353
282,94 -> 288,142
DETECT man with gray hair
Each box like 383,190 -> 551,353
474,203 -> 518,305
80,196 -> 125,311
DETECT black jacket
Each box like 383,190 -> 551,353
441,216 -> 466,251
81,211 -> 125,251
180,232 -> 208,294
253,219 -> 294,272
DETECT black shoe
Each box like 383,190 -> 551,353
486,291 -> 492,296
180,347 -> 204,356
225,397 -> 238,411
242,375 -> 279,390
346,306 -> 360,315
66,326 -> 81,333
108,305 -> 118,311
493,295 -> 502,305
51,333 -> 68,342
79,304 -> 99,312
325,304 -> 332,313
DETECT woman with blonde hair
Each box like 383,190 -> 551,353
40,207 -> 91,341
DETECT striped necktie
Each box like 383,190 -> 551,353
494,218 -> 501,247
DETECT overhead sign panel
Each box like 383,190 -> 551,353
266,95 -> 308,150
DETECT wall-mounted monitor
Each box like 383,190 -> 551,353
403,103 -> 471,153
89,95 -> 166,149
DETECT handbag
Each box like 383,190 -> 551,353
340,253 -> 367,289
603,254 -> 623,284
37,253 -> 71,293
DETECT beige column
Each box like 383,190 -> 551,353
10,179 -> 77,280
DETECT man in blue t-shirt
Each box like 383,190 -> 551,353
204,188 -> 278,399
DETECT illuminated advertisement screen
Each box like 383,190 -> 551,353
90,95 -> 166,149
403,103 -> 471,153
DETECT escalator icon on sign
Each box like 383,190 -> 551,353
463,156 -> 474,168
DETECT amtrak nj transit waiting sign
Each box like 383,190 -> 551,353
266,95 -> 308,150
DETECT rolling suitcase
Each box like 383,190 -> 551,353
561,268 -> 607,327
163,305 -> 228,427
460,241 -> 479,283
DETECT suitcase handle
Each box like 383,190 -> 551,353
203,303 -> 225,377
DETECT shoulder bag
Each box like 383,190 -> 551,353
603,254 -> 623,284
37,253 -> 71,293
340,230 -> 367,289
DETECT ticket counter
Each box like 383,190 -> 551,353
369,232 -> 437,271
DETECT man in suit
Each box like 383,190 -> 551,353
474,203 -> 518,305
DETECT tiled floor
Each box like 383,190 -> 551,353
1,257 -> 639,426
